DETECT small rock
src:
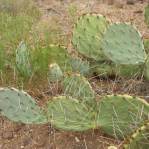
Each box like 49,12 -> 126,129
75,137 -> 80,143
23,138 -> 32,146
2,131 -> 13,139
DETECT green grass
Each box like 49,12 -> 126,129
0,0 -> 40,51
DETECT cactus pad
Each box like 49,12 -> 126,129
102,23 -> 146,65
97,95 -> 149,139
16,41 -> 32,77
123,121 -> 149,149
72,13 -> 108,60
48,63 -> 63,83
0,88 -> 47,124
63,74 -> 96,107
70,57 -> 90,76
46,96 -> 95,131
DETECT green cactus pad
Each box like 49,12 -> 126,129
0,88 -> 47,124
145,5 -> 149,27
32,45 -> 71,75
46,96 -> 95,131
97,95 -> 149,139
63,74 -> 96,108
123,121 -> 149,149
70,57 -> 90,76
16,41 -> 32,77
48,63 -> 63,83
102,23 -> 146,65
72,13 -> 108,60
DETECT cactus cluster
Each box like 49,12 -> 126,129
71,13 -> 149,79
0,80 -> 148,143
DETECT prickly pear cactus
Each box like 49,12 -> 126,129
102,23 -> 146,65
0,88 -> 47,124
97,95 -> 149,139
72,13 -> 109,61
48,63 -> 63,83
63,74 -> 96,108
16,41 -> 32,77
70,57 -> 90,76
123,121 -> 149,149
145,4 -> 149,27
46,96 -> 95,131
32,44 -> 71,75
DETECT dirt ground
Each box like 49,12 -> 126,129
0,0 -> 149,149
